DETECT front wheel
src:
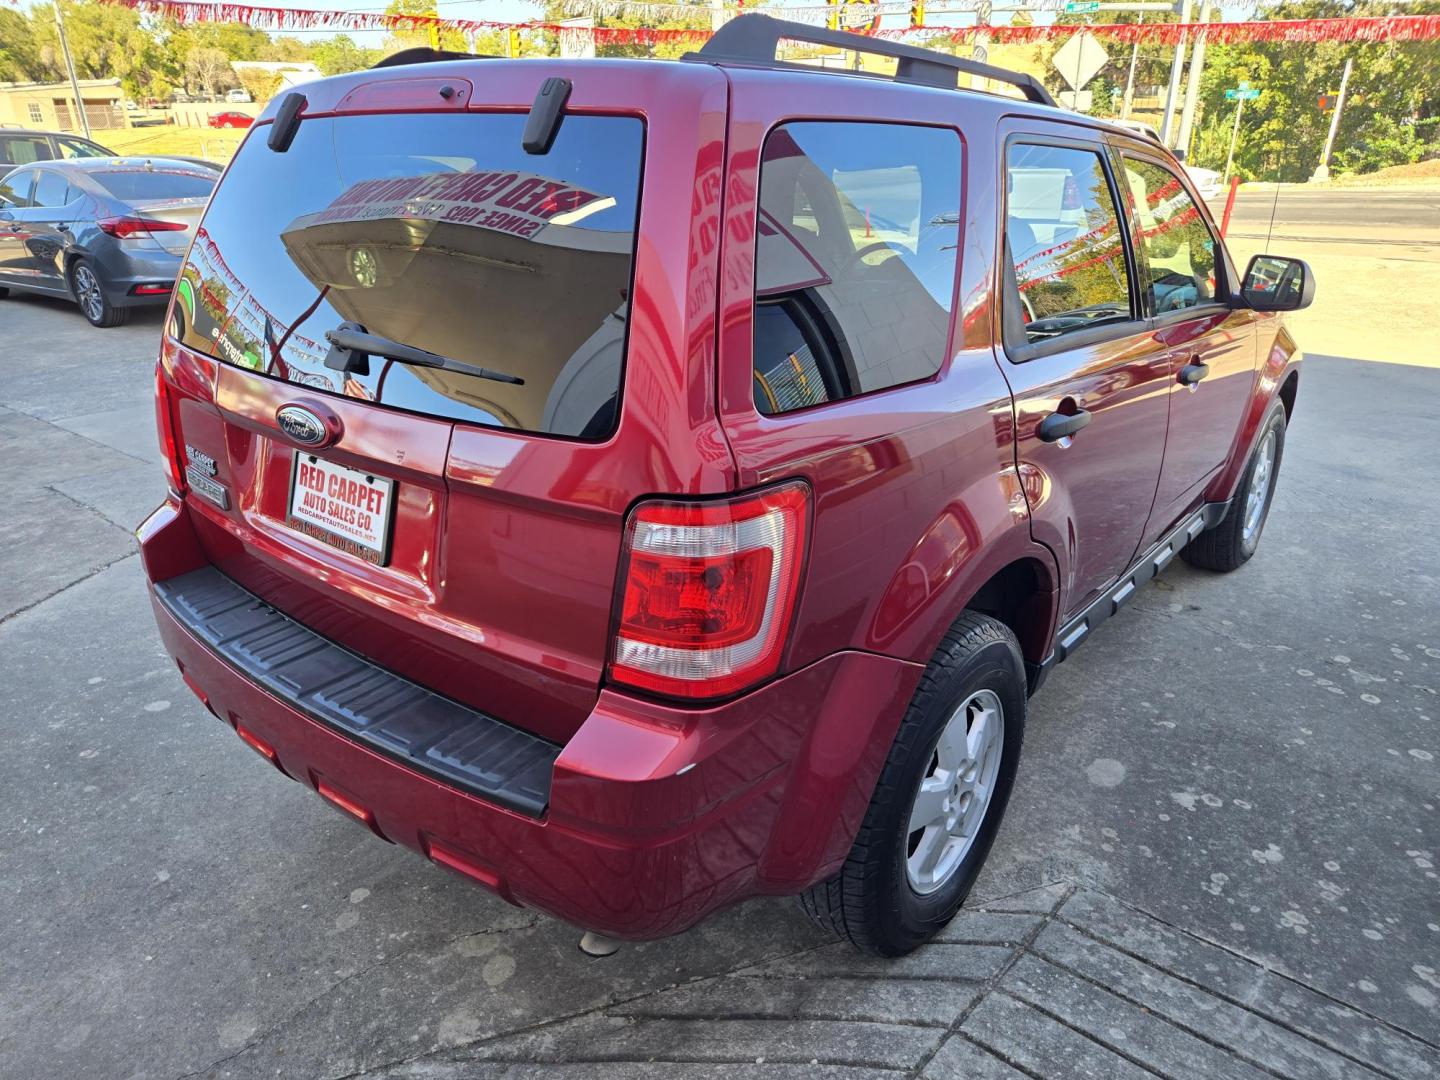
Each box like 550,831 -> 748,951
1183,403 -> 1286,572
799,612 -> 1026,956
70,258 -> 130,328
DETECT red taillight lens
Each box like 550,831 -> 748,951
154,364 -> 186,494
609,482 -> 809,700
98,216 -> 187,239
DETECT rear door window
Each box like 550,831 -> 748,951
0,136 -> 52,166
176,112 -> 644,439
1005,143 -> 1132,343
31,170 -> 73,208
56,137 -> 111,159
752,121 -> 961,415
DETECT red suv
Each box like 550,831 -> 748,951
140,17 -> 1312,955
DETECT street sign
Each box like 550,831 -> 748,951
1053,32 -> 1109,92
1224,86 -> 1260,101
1064,1 -> 1101,11
1057,89 -> 1095,112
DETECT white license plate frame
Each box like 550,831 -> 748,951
285,452 -> 396,566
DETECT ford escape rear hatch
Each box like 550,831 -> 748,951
162,94 -> 663,742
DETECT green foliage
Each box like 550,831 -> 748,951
1192,1 -> 1440,179
311,34 -> 381,76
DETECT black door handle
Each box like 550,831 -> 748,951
55,222 -> 70,231
1178,361 -> 1209,386
1037,409 -> 1092,443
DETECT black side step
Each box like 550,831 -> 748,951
154,567 -> 559,817
1040,501 -> 1229,675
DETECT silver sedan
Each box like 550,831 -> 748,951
0,157 -> 215,327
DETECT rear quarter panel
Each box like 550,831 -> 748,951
715,73 -> 1059,674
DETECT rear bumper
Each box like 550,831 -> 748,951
95,246 -> 181,307
140,497 -> 922,939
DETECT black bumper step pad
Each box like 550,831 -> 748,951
154,567 -> 559,817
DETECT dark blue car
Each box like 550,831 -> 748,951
0,157 -> 215,327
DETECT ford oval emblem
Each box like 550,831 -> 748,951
276,404 -> 331,448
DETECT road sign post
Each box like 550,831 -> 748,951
1221,83 -> 1258,185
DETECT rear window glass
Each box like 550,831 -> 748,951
175,112 -> 644,439
752,122 -> 961,415
92,169 -> 216,201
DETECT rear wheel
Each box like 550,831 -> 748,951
1182,403 -> 1286,572
799,612 -> 1026,956
70,258 -> 129,328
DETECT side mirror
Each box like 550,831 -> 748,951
1241,254 -> 1315,312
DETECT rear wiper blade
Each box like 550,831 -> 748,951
323,323 -> 524,385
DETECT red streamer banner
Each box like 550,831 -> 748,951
93,0 -> 1440,47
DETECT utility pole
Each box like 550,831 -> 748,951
1311,56 -> 1352,182
52,1 -> 92,140
1159,0 -> 1192,147
1174,2 -> 1209,159
971,1 -> 993,92
1120,14 -> 1142,120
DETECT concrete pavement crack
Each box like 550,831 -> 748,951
171,916 -> 544,1080
0,550 -> 138,627
332,936 -> 844,1080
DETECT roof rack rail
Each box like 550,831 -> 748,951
684,14 -> 1056,107
371,46 -> 500,69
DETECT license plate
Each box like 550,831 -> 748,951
286,453 -> 396,565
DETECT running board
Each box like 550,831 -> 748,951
1037,501 -> 1228,679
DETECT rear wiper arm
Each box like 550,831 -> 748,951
323,322 -> 524,385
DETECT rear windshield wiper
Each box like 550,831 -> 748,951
323,323 -> 524,386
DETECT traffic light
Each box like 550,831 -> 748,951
508,28 -> 521,57
911,0 -> 925,27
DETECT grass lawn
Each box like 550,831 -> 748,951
101,126 -> 248,165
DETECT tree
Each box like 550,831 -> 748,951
184,46 -> 236,98
0,8 -> 43,81
538,0 -> 710,59
1192,0 -> 1440,179
236,67 -> 282,103
382,0 -> 470,54
312,34 -> 380,75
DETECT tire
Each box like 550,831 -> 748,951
69,258 -> 130,328
1182,402 -> 1286,572
799,612 -> 1027,956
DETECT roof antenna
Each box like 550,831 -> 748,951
268,93 -> 307,153
522,78 -> 572,155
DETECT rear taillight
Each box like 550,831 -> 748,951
154,364 -> 186,495
98,216 -> 187,239
609,482 -> 810,700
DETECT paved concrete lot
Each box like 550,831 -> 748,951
1,188 -> 1437,1079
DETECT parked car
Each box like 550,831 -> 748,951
0,130 -> 222,174
207,111 -> 254,129
227,88 -> 254,104
0,157 -> 216,326
0,129 -> 114,167
140,15 -> 1312,955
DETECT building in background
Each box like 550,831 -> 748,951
0,79 -> 127,133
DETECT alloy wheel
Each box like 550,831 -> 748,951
74,265 -> 104,323
1243,429 -> 1277,544
905,688 -> 1005,894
